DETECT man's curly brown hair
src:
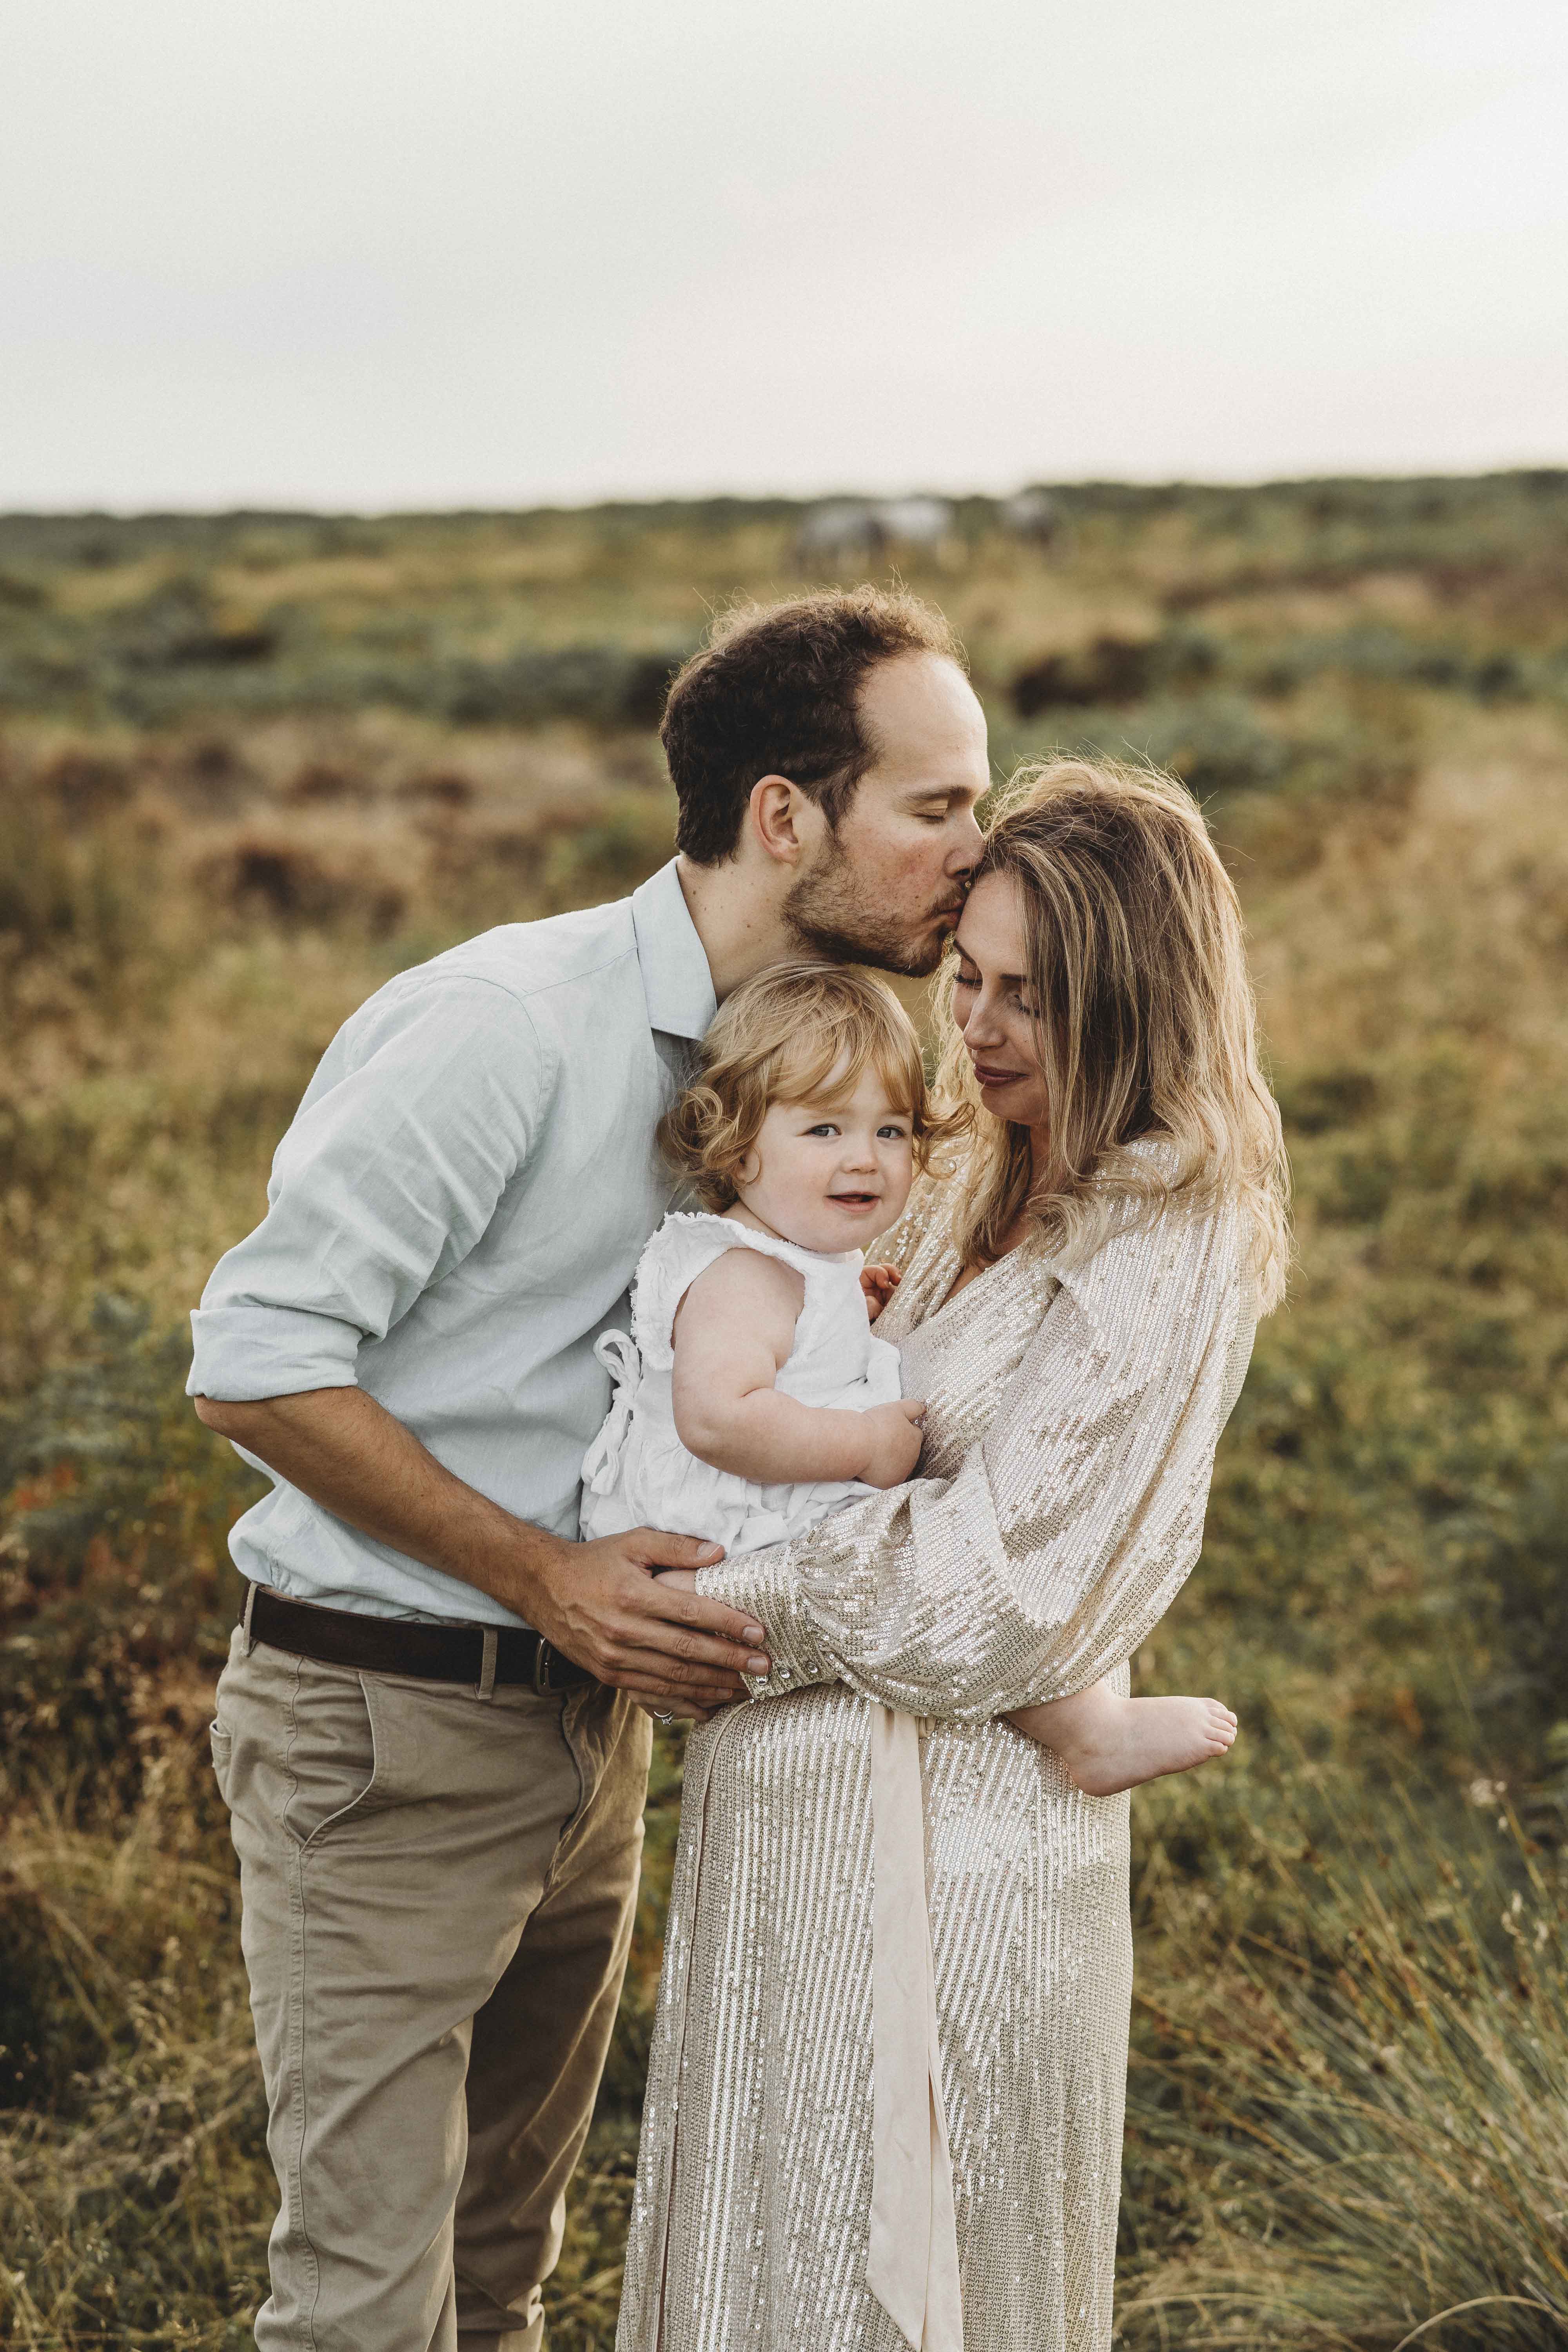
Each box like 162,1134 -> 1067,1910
661,586 -> 965,866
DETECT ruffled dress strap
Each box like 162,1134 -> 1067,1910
630,1211 -> 831,1369
584,1216 -> 796,1510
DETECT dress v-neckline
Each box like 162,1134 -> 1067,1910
926,1231 -> 1042,1323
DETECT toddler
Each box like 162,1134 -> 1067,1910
582,961 -> 1235,1797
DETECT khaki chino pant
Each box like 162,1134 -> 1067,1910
211,1622 -> 652,2352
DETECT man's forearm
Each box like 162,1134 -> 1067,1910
194,1383 -> 775,1711
193,1385 -> 564,1621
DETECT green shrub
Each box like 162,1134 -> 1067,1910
0,1298 -> 259,1806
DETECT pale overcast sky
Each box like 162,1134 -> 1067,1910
4,0 -> 1566,510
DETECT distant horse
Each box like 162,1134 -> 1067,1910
999,488 -> 1060,546
792,496 -> 955,571
792,501 -> 888,568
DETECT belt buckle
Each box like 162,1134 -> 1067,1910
532,1638 -> 557,1694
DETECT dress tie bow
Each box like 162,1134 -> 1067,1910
581,1328 -> 642,1497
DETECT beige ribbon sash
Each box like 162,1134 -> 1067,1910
866,1705 -> 964,2352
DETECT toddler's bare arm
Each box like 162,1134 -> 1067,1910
672,1251 -> 923,1488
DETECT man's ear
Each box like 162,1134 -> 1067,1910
749,775 -> 826,867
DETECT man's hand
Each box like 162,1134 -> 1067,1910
860,1262 -> 901,1320
528,1526 -> 770,1716
192,1385 -> 768,1717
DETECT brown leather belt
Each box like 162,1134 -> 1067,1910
246,1582 -> 595,1693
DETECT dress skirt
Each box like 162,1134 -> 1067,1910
616,1682 -> 1133,2352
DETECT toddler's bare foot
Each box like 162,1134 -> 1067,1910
1050,1693 -> 1237,1796
1009,1684 -> 1238,1795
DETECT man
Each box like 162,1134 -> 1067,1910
192,584 -> 988,2350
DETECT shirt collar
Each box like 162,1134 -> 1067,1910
631,858 -> 718,1042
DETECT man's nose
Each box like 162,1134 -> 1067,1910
947,809 -> 985,875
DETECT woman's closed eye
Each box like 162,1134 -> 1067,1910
956,962 -> 1036,1016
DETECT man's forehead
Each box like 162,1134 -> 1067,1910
857,653 -> 988,775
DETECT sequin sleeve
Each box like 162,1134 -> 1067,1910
699,1196 -> 1256,1720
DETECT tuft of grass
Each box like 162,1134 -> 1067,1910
1120,1790 -> 1568,2350
0,1768 -> 271,2350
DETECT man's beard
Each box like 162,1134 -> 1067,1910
783,862 -> 958,978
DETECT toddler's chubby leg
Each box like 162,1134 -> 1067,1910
1006,1678 -> 1236,1797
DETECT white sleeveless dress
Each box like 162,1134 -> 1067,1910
579,1210 -> 903,1555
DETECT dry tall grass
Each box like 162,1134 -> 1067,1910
1121,1789 -> 1568,2351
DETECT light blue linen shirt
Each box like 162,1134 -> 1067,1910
187,859 -> 717,1626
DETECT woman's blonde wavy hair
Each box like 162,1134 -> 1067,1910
661,962 -> 969,1213
936,757 -> 1290,1309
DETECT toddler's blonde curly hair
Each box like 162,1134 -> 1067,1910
660,962 -> 967,1213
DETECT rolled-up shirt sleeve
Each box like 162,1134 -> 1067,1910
699,1200 -> 1256,1721
188,978 -> 546,1402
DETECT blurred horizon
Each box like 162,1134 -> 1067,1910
7,461 -> 1568,526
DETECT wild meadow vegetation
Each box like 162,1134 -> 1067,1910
2,477 -> 1567,2347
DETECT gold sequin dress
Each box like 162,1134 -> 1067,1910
615,1184 -> 1256,2352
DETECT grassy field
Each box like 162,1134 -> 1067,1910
3,478 -> 1567,2348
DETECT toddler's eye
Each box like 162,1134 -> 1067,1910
806,1123 -> 839,1138
877,1124 -> 910,1140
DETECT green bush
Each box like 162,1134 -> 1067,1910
0,1298 -> 259,1807
1009,693 -> 1417,808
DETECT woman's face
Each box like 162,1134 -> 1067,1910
950,873 -> 1051,1131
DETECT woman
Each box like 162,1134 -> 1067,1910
616,758 -> 1290,2352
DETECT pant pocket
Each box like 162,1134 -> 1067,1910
209,1717 -> 234,1806
280,1662 -> 391,1851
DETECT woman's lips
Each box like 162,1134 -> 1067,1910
973,1065 -> 1023,1087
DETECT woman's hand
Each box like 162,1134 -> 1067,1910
860,1262 -> 901,1320
650,1564 -> 737,1723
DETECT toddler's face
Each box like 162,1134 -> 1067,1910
733,1063 -> 915,1256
